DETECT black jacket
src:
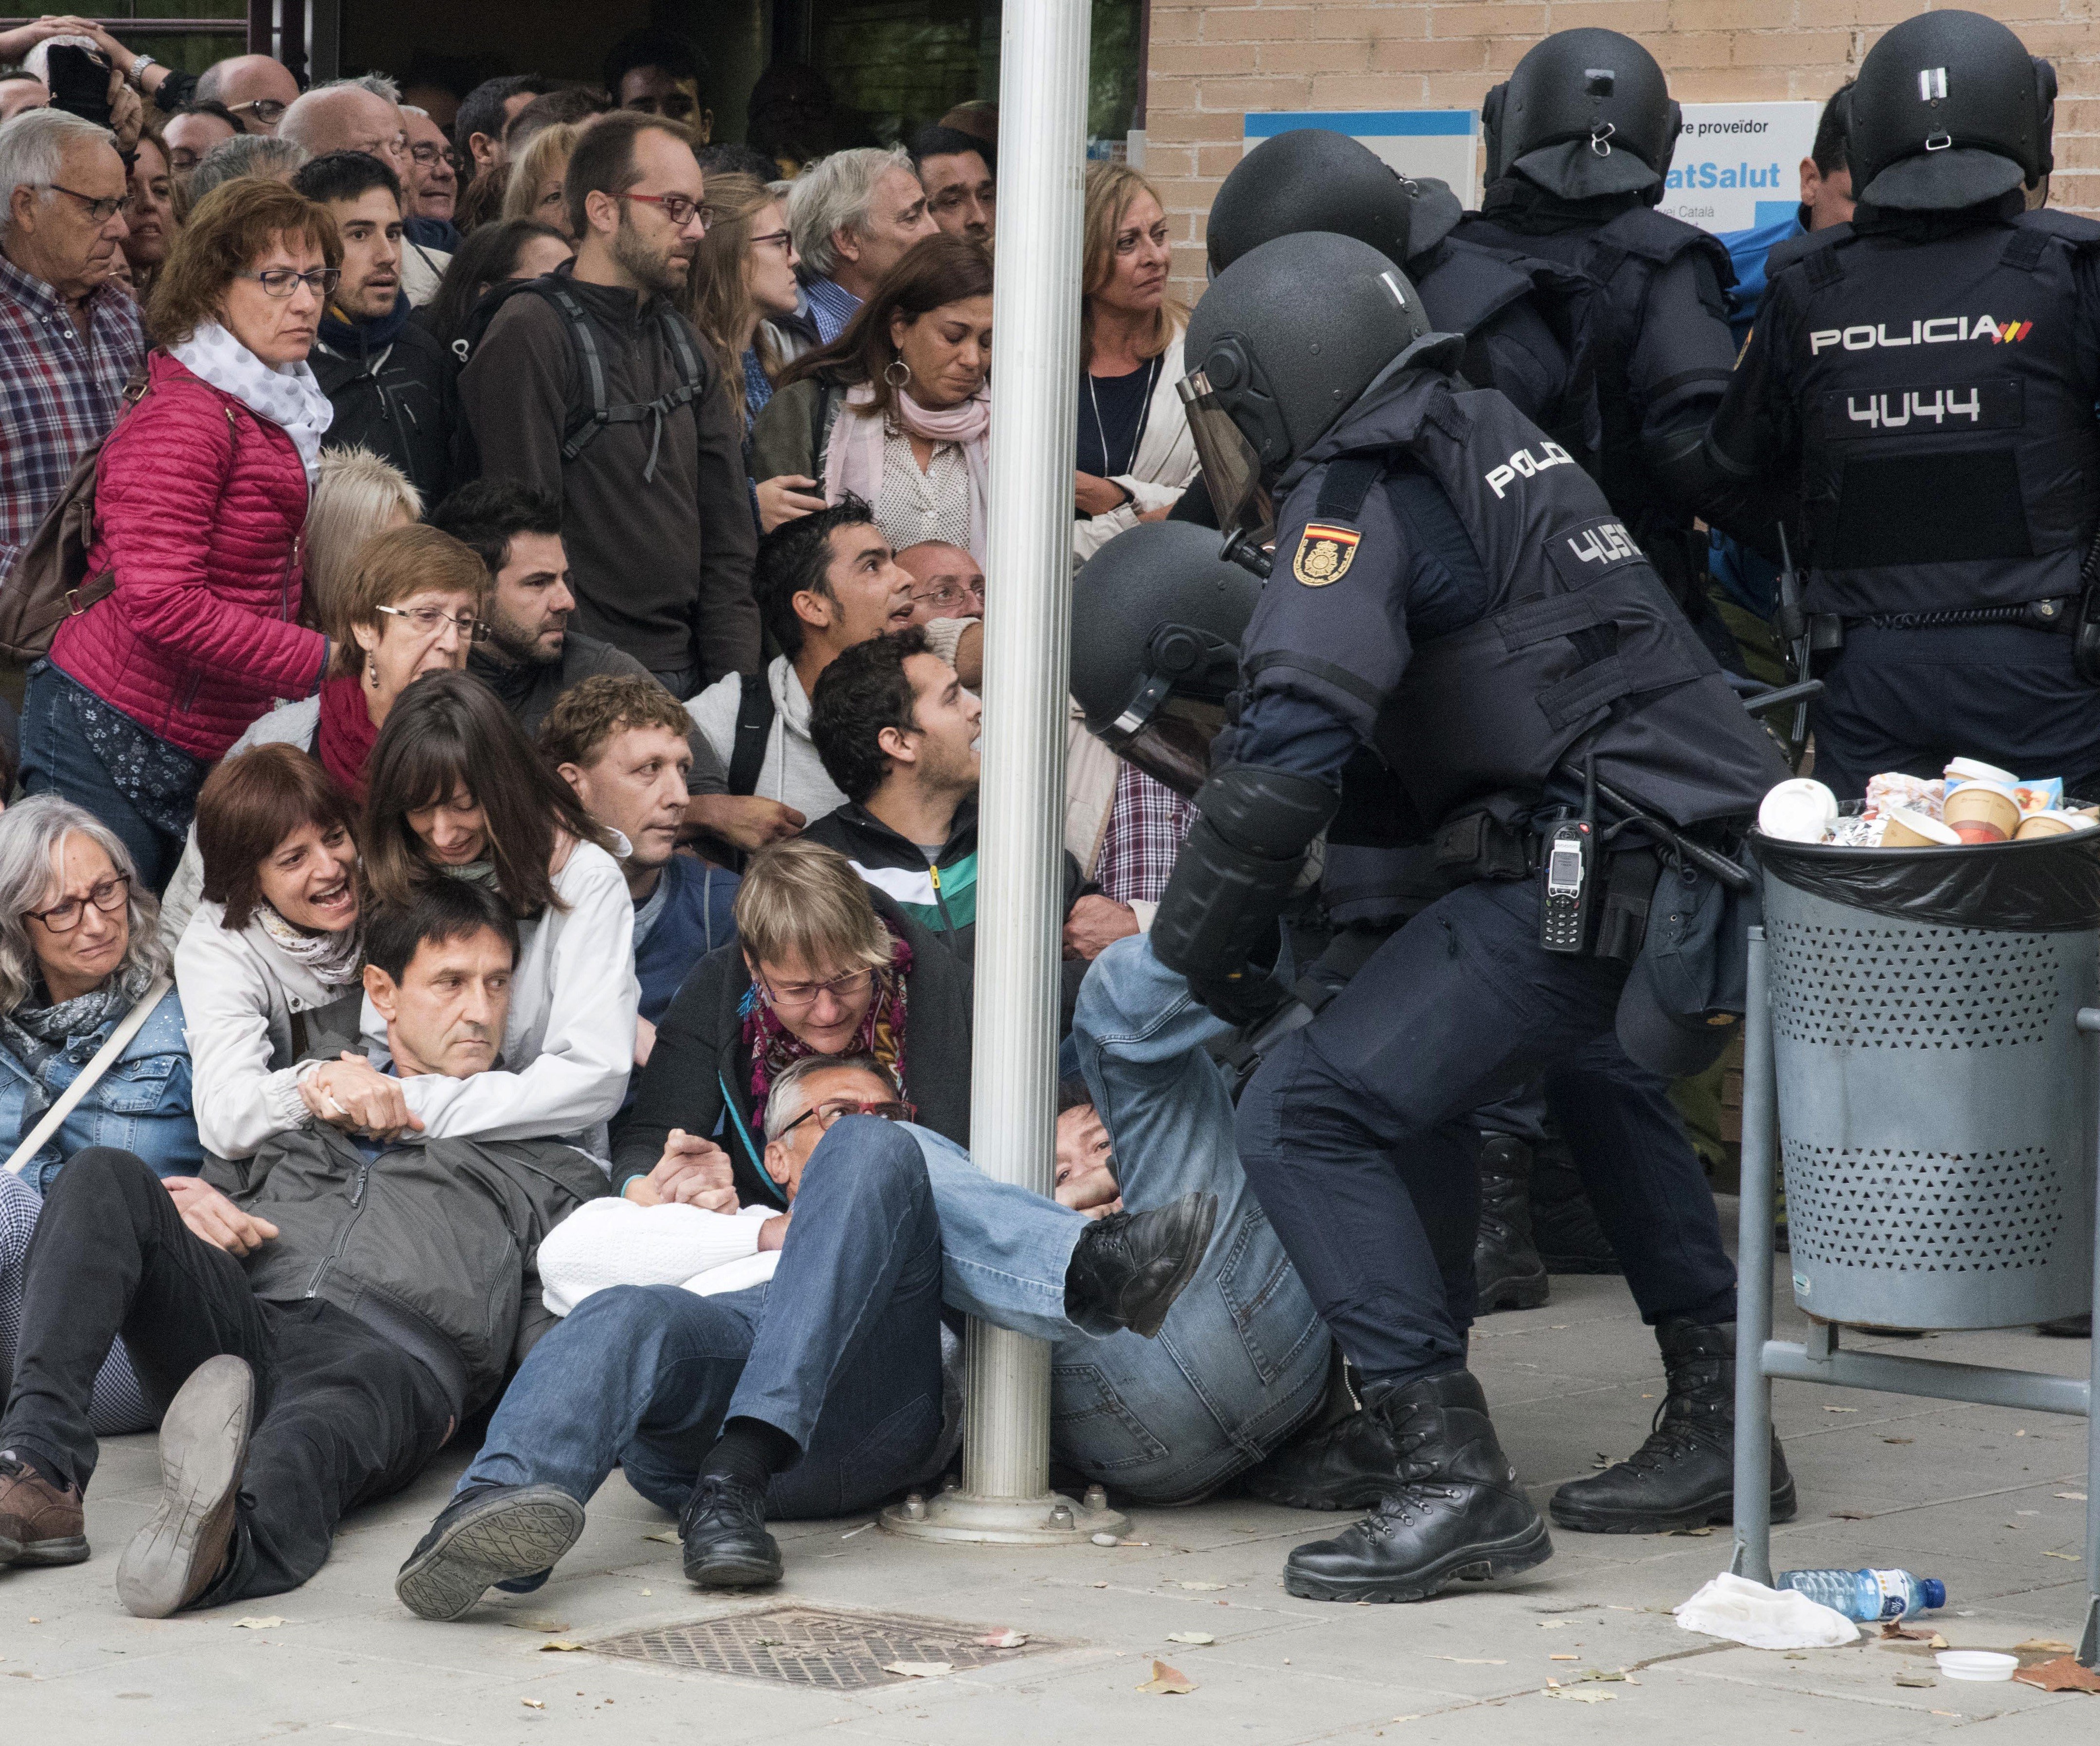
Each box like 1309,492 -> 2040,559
311,316 -> 460,504
610,888 -> 974,1205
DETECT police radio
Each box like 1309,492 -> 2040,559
1541,761 -> 1597,955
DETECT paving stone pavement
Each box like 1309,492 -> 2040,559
3,1231 -> 2094,1744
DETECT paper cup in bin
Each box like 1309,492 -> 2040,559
1941,781 -> 2020,843
1750,815 -> 2100,1329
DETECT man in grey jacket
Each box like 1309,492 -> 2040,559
0,880 -> 606,1617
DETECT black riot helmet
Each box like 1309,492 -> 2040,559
1208,129 -> 1417,273
1181,232 -> 1446,540
1069,522 -> 1260,798
1483,29 -> 1679,202
1848,11 -> 2053,211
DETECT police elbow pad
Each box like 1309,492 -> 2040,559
1151,767 -> 1339,979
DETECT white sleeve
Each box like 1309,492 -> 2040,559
158,827 -> 205,953
539,1197 -> 770,1316
685,671 -> 740,769
176,915 -> 312,1161
393,850 -> 640,1141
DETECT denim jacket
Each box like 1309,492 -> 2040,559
0,983 -> 200,1194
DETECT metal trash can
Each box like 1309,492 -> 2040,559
1756,825 -> 2100,1329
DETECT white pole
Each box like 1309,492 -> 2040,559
881,0 -> 1125,1546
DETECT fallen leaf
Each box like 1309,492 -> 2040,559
540,1641 -> 584,1653
1174,1581 -> 1227,1592
1138,1659 -> 1197,1695
1434,1656 -> 1506,1665
521,1699 -> 544,1710
638,1589 -> 653,1597
505,1618 -> 569,1633
1670,1526 -> 1716,1537
976,1629 -> 1028,1649
1830,1509 -> 1869,1520
643,1530 -> 679,1544
2042,1551 -> 2079,1561
2057,1492 -> 2088,1502
1882,1437 -> 1913,1445
231,1617 -> 285,1630
2014,1639 -> 2077,1654
1823,1406 -> 1859,1414
2013,1657 -> 2100,1694
1893,1673 -> 1936,1689
1542,1687 -> 1614,1704
882,1660 -> 954,1679
1881,1622 -> 1935,1642
1165,1632 -> 1215,1646
1538,1620 -> 1570,1630
1549,1653 -> 1580,1661
1578,1669 -> 1630,1683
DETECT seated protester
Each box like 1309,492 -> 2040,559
434,481 -> 797,854
335,671 -> 636,1147
540,677 -> 738,1057
0,881 -> 607,1612
805,631 -> 1136,1020
175,746 -> 366,1163
157,524 -> 488,943
395,1051 -> 1218,1610
612,838 -> 968,1205
292,151 -> 459,504
686,496 -> 915,819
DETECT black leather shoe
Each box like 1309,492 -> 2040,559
681,1474 -> 782,1588
1282,1371 -> 1552,1603
1065,1189 -> 1218,1339
1530,1133 -> 1621,1275
395,1484 -> 587,1621
1473,1135 -> 1549,1312
1549,1319 -> 1796,1534
1242,1392 -> 1397,1512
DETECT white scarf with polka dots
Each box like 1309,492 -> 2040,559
168,319 -> 334,485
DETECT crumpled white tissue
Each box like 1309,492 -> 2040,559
1674,1571 -> 1859,1649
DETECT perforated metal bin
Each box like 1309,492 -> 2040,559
1759,832 -> 2100,1329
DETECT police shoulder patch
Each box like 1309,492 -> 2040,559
1292,522 -> 1362,587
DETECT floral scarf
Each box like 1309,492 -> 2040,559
2,980 -> 131,1073
740,929 -> 913,1107
255,903 -> 364,988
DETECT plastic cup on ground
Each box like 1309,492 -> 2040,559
1935,1651 -> 2017,1682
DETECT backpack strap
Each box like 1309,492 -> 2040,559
726,669 -> 777,797
543,281 -> 613,462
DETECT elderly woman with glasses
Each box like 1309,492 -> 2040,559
156,523 -> 488,941
0,797 -> 188,1451
22,177 -> 341,890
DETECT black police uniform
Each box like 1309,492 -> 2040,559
1703,199 -> 2100,797
1212,364 -> 1784,1391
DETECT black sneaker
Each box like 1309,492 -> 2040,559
1065,1190 -> 1218,1339
680,1474 -> 782,1588
1282,1371 -> 1552,1603
395,1484 -> 587,1621
1473,1135 -> 1549,1312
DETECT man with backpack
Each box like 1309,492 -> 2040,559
458,111 -> 759,697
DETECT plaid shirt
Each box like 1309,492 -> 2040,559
1096,760 -> 1196,906
0,252 -> 147,576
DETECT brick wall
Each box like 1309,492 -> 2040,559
1144,0 -> 2100,304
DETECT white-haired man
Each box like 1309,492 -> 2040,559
777,144 -> 938,352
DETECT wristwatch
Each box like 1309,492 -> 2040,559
126,53 -> 157,88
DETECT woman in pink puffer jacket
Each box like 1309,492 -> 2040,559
21,180 -> 338,889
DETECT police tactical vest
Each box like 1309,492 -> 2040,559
1323,373 -> 1786,831
1769,210 -> 2100,618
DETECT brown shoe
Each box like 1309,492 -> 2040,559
116,1355 -> 254,1618
0,1450 -> 88,1566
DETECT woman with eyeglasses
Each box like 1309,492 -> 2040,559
155,524 -> 487,941
614,837 -> 973,1212
0,797 -> 190,1451
345,671 -> 637,1148
22,179 -> 340,891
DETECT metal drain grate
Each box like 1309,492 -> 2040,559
586,1604 -> 1058,1688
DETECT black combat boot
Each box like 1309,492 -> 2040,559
1064,1190 -> 1218,1339
1473,1134 -> 1549,1312
1548,1318 -> 1796,1534
1281,1371 -> 1552,1602
1529,1131 -> 1621,1275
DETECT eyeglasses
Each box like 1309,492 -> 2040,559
778,1096 -> 918,1139
228,98 -> 289,124
749,228 -> 792,253
409,142 -> 462,171
48,185 -> 135,225
26,873 -> 130,934
908,581 -> 983,614
239,266 -> 342,298
624,190 -> 706,229
758,966 -> 874,1011
377,602 -> 490,642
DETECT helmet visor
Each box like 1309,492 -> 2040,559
1101,698 -> 1226,800
1178,369 -> 1275,546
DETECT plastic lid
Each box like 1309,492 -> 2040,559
1922,1577 -> 1946,1609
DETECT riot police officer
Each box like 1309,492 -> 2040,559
1206,128 -> 1599,468
1455,29 -> 1741,650
1154,231 -> 1792,1601
1696,11 -> 2100,797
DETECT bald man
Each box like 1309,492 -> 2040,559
895,541 -> 983,625
197,53 -> 299,135
281,82 -> 449,303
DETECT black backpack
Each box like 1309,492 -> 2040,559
726,669 -> 776,796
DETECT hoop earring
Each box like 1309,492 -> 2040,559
883,358 -> 912,388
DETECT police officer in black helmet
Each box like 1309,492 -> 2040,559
1455,29 -> 1741,656
1204,129 -> 1600,469
1154,232 -> 1791,1601
1694,12 -> 2100,798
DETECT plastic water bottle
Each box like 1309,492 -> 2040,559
1776,1567 -> 1946,1622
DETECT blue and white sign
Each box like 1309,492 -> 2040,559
1660,102 -> 1821,235
1242,109 -> 1480,207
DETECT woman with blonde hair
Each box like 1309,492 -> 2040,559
301,445 -> 422,633
502,122 -> 578,240
1071,161 -> 1197,562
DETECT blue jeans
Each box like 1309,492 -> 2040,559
17,663 -> 187,891
460,1117 -> 946,1520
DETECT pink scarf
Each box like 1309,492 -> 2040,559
822,381 -> 991,564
